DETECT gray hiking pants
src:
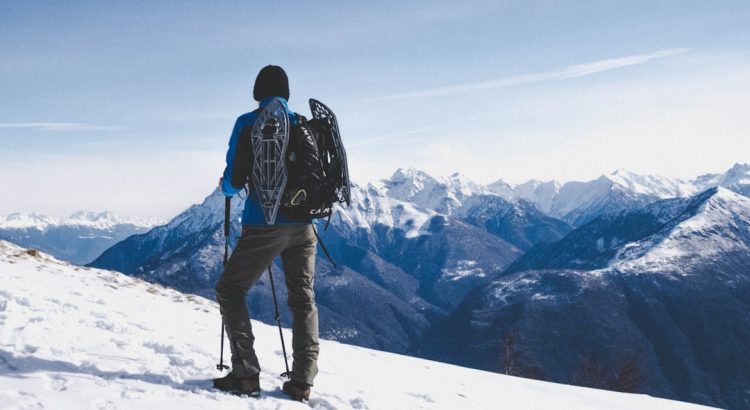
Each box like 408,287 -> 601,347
215,224 -> 319,385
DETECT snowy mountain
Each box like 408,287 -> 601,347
514,170 -> 693,227
488,163 -> 750,227
692,163 -> 750,198
424,187 -> 750,409
0,211 -> 158,265
325,181 -> 524,309
380,168 -> 572,249
0,240 -> 709,409
382,168 -> 491,215
90,184 -> 524,352
505,187 -> 750,273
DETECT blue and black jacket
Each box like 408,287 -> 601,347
221,97 -> 305,225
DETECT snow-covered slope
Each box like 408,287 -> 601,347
611,187 -> 750,272
0,211 -> 159,265
509,179 -> 561,213
0,241 -> 709,409
336,181 -> 438,240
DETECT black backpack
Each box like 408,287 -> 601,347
281,113 -> 349,223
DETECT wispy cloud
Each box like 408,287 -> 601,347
351,114 -> 483,148
0,122 -> 123,132
375,48 -> 689,100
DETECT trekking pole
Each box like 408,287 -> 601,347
267,265 -> 291,378
216,196 -> 231,371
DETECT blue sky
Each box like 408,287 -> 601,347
1,1 -> 749,218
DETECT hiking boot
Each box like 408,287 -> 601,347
282,379 -> 311,401
213,372 -> 261,397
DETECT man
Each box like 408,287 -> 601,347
213,65 -> 319,401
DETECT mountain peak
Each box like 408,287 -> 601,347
68,210 -> 120,223
718,163 -> 750,186
487,179 -> 515,200
390,167 -> 435,181
705,185 -> 750,206
611,186 -> 750,273
0,212 -> 59,229
603,169 -> 693,198
727,162 -> 750,173
383,168 -> 488,214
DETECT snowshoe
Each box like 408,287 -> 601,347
213,372 -> 261,397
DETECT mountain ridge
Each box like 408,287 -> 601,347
422,186 -> 750,409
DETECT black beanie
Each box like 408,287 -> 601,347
253,65 -> 290,102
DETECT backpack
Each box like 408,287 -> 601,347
283,104 -> 351,224
280,115 -> 329,221
250,98 -> 350,225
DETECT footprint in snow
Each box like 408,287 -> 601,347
142,341 -> 177,354
120,386 -> 146,399
406,392 -> 435,403
349,396 -> 369,409
0,389 -> 44,410
92,399 -> 117,410
44,373 -> 68,392
308,395 -> 339,409
110,338 -> 129,349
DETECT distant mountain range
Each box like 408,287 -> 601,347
0,211 -> 159,264
490,163 -> 750,226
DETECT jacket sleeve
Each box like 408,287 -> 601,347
221,116 -> 252,197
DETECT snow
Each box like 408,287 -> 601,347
699,163 -> 750,191
0,211 -> 160,231
612,188 -> 750,273
0,213 -> 59,230
352,164 -> 750,237
0,240 -> 710,409
440,260 -> 485,282
498,165 -> 748,220
382,168 -> 490,215
605,169 -> 696,198
486,179 -> 515,200
511,179 -> 561,214
336,182 -> 436,239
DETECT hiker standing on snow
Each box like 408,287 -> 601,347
213,65 -> 318,401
